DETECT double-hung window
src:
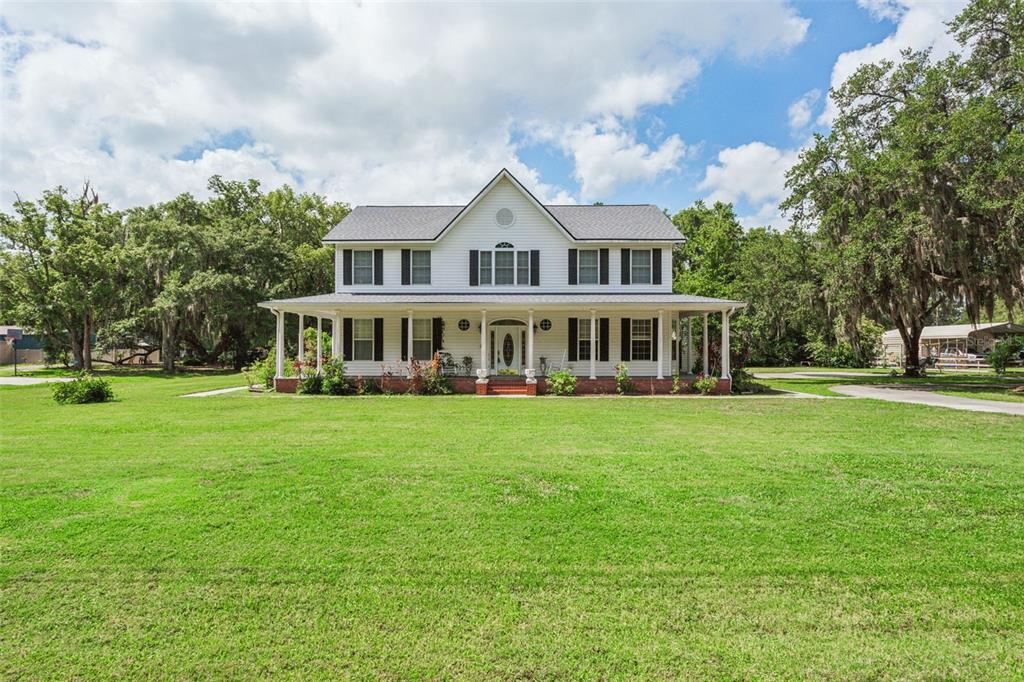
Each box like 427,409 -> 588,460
412,319 -> 433,360
353,319 -> 375,360
353,250 -> 374,285
494,250 -> 515,285
631,319 -> 652,360
577,318 -> 600,361
479,246 -> 531,285
411,250 -> 431,285
630,249 -> 652,285
578,250 -> 599,284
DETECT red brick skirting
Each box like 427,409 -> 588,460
275,375 -> 731,396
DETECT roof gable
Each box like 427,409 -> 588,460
321,168 -> 683,243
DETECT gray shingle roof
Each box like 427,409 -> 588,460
322,204 -> 680,242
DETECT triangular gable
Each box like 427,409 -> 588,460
432,168 -> 578,242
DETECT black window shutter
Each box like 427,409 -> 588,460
432,317 -> 443,354
373,249 -> 383,285
342,318 -> 353,361
568,317 -> 578,362
621,249 -> 631,285
401,317 -> 408,361
599,248 -> 609,285
568,249 -> 578,285
343,249 -> 353,286
530,250 -> 540,286
652,248 -> 662,285
651,317 -> 659,362
373,318 -> 384,361
621,317 -> 631,361
469,250 -> 479,286
599,318 -> 609,362
401,249 -> 411,285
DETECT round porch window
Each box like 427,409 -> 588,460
539,319 -> 552,331
458,319 -> 470,331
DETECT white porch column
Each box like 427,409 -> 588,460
527,309 -> 535,374
479,309 -> 488,377
589,309 -> 597,380
406,311 -> 414,377
657,309 -> 664,379
297,313 -> 304,372
315,316 -> 323,374
331,314 -> 341,359
721,308 -> 731,380
702,313 -> 709,375
687,316 -> 693,374
275,310 -> 285,378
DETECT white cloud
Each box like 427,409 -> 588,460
698,142 -> 801,228
820,0 -> 968,123
787,89 -> 821,132
0,1 -> 810,209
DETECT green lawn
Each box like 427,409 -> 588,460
935,386 -> 1024,404
3,373 -> 1024,678
758,371 -> 1024,397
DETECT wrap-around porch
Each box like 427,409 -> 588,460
260,294 -> 743,395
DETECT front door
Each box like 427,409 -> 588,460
491,325 -> 521,374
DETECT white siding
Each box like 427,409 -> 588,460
337,310 -> 678,378
335,178 -> 674,294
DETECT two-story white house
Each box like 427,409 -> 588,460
260,169 -> 744,395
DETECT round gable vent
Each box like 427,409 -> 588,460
495,208 -> 515,227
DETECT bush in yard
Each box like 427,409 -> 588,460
615,363 -> 635,394
671,374 -> 684,394
298,373 -> 323,395
547,368 -> 577,396
990,336 -> 1024,374
730,367 -> 768,394
52,373 -> 114,404
409,355 -> 452,395
244,353 -> 276,388
321,357 -> 353,395
691,373 -> 719,395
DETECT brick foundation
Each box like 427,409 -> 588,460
275,375 -> 731,396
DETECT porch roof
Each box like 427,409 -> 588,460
259,291 -> 745,315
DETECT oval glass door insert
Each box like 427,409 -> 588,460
502,333 -> 514,367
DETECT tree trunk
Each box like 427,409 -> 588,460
81,313 -> 93,372
69,326 -> 85,369
899,323 -> 924,377
161,317 -> 177,374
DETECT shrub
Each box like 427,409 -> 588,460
321,357 -> 353,395
615,363 -> 635,395
804,338 -> 862,368
52,373 -> 114,404
991,336 -> 1024,374
671,374 -> 683,395
244,354 -> 277,388
409,355 -> 452,395
730,368 -> 767,394
691,373 -> 719,395
460,356 -> 475,376
547,368 -> 577,396
298,374 -> 323,395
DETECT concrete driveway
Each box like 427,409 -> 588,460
0,376 -> 73,386
832,384 -> 1024,416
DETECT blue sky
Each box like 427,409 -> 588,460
1,1 -> 966,225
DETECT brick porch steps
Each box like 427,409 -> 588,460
485,378 -> 533,396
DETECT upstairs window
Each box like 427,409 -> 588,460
411,250 -> 431,285
631,250 -> 652,285
353,250 -> 374,285
478,246 -> 532,286
578,250 -> 599,285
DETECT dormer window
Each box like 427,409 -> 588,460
471,245 -> 538,286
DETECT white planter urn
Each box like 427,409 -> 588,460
475,368 -> 488,382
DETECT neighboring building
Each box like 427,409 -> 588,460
260,169 -> 745,394
0,326 -> 45,365
881,322 -> 1024,366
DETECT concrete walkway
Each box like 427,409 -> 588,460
831,384 -> 1024,416
180,386 -> 249,398
753,371 -> 881,380
0,376 -> 73,386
